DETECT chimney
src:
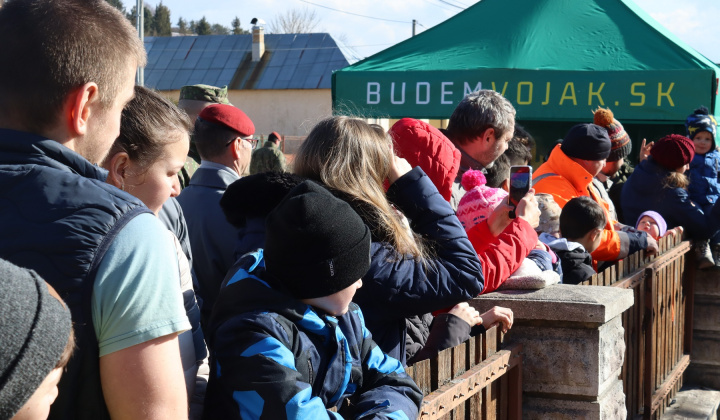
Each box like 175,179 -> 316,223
252,25 -> 265,62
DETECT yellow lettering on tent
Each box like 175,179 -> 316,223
491,82 -> 508,97
542,82 -> 550,105
588,82 -> 605,106
630,83 -> 645,106
657,83 -> 675,107
517,82 -> 532,105
559,83 -> 577,106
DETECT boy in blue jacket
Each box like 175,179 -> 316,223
203,180 -> 422,420
686,106 -> 720,266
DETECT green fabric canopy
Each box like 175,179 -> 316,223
332,0 -> 720,122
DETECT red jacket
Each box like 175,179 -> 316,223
390,118 -> 535,294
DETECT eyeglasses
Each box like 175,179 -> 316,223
226,137 -> 258,149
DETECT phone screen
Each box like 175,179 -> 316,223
509,166 -> 532,207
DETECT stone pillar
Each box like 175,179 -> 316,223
471,284 -> 633,419
687,269 -> 720,388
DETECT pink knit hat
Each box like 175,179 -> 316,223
457,170 -> 508,230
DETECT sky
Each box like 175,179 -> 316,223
137,0 -> 720,64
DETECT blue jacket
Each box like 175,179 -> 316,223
622,157 -> 716,240
177,165 -> 240,328
349,168 -> 484,363
0,129 -> 149,419
688,149 -> 720,207
204,251 -> 422,420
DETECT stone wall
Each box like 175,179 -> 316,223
686,269 -> 720,389
471,284 -> 633,419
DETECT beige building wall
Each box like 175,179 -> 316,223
162,89 -> 332,138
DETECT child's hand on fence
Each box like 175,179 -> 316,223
480,306 -> 514,333
663,226 -> 684,238
448,302 -> 482,326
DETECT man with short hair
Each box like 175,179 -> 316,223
177,84 -> 231,188
0,1 -> 189,419
249,131 -> 286,174
177,104 -> 256,329
391,89 -> 516,209
533,124 -> 656,264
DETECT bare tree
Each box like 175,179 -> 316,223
267,8 -> 320,34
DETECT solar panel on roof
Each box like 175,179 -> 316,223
187,69 -> 209,86
304,75 -> 322,89
172,69 -> 194,88
144,33 -> 348,91
257,66 -> 280,89
218,68 -> 236,86
157,69 -> 178,90
204,69 -> 223,86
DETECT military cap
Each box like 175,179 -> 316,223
179,84 -> 230,104
199,104 -> 255,137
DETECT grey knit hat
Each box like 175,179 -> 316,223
0,258 -> 72,419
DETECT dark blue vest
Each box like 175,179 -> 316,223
0,129 -> 150,419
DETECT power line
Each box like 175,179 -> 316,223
434,0 -> 464,10
298,0 -> 412,24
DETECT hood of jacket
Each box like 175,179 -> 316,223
390,118 -> 460,202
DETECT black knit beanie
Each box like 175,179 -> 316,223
561,123 -> 612,161
264,180 -> 371,299
0,258 -> 72,419
220,172 -> 305,228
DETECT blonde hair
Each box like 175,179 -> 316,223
294,116 -> 426,259
662,172 -> 689,190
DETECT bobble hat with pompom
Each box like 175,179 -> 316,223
456,169 -> 508,230
593,107 -> 631,162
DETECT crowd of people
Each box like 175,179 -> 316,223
2,1 -> 720,419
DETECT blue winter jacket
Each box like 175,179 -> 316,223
0,129 -> 150,419
622,157 -> 718,240
350,167 -> 485,363
688,149 -> 720,207
204,251 -> 423,420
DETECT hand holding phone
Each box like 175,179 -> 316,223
509,165 -> 532,219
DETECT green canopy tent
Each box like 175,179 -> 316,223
332,0 -> 720,160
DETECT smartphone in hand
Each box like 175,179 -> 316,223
509,165 -> 532,218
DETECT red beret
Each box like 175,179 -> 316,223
650,134 -> 695,170
199,104 -> 255,137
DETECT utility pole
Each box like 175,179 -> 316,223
136,0 -> 144,86
412,19 -> 417,37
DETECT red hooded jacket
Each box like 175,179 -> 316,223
390,118 -> 537,293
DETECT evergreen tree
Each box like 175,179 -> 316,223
196,17 -> 211,35
126,5 -> 155,35
211,23 -> 230,35
143,6 -> 155,36
231,17 -> 248,35
178,17 -> 188,35
153,2 -> 172,36
189,20 -> 198,35
105,0 -> 125,14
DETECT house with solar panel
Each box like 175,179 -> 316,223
143,25 -> 350,138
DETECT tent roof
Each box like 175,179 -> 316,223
345,0 -> 716,72
333,0 -> 720,122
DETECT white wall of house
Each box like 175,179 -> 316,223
163,88 -> 331,138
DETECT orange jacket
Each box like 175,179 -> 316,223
533,145 -> 630,262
